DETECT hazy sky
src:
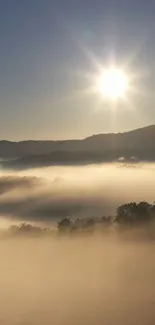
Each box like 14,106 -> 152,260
1,0 -> 155,140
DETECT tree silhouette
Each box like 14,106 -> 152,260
58,218 -> 73,231
116,201 -> 153,224
5,200 -> 155,239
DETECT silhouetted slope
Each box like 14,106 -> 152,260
1,125 -> 155,168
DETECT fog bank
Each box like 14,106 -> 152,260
0,236 -> 155,325
0,163 -> 155,225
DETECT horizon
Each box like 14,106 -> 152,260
0,123 -> 154,142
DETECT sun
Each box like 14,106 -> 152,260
98,68 -> 128,100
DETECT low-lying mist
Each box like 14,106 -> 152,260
0,235 -> 155,325
0,163 -> 155,324
0,163 -> 155,226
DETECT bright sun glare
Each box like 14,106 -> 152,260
98,68 -> 128,99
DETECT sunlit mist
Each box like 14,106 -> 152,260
0,236 -> 155,325
0,163 -> 155,226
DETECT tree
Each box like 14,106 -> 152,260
58,218 -> 73,232
100,216 -> 112,224
116,201 -> 152,224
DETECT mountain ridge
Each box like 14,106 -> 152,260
1,124 -> 155,144
1,124 -> 155,169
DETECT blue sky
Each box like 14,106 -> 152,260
1,0 -> 155,140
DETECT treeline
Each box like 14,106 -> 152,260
58,201 -> 155,232
3,201 -> 155,237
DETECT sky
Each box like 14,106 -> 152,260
1,0 -> 155,140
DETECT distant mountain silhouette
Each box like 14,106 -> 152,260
1,125 -> 155,169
